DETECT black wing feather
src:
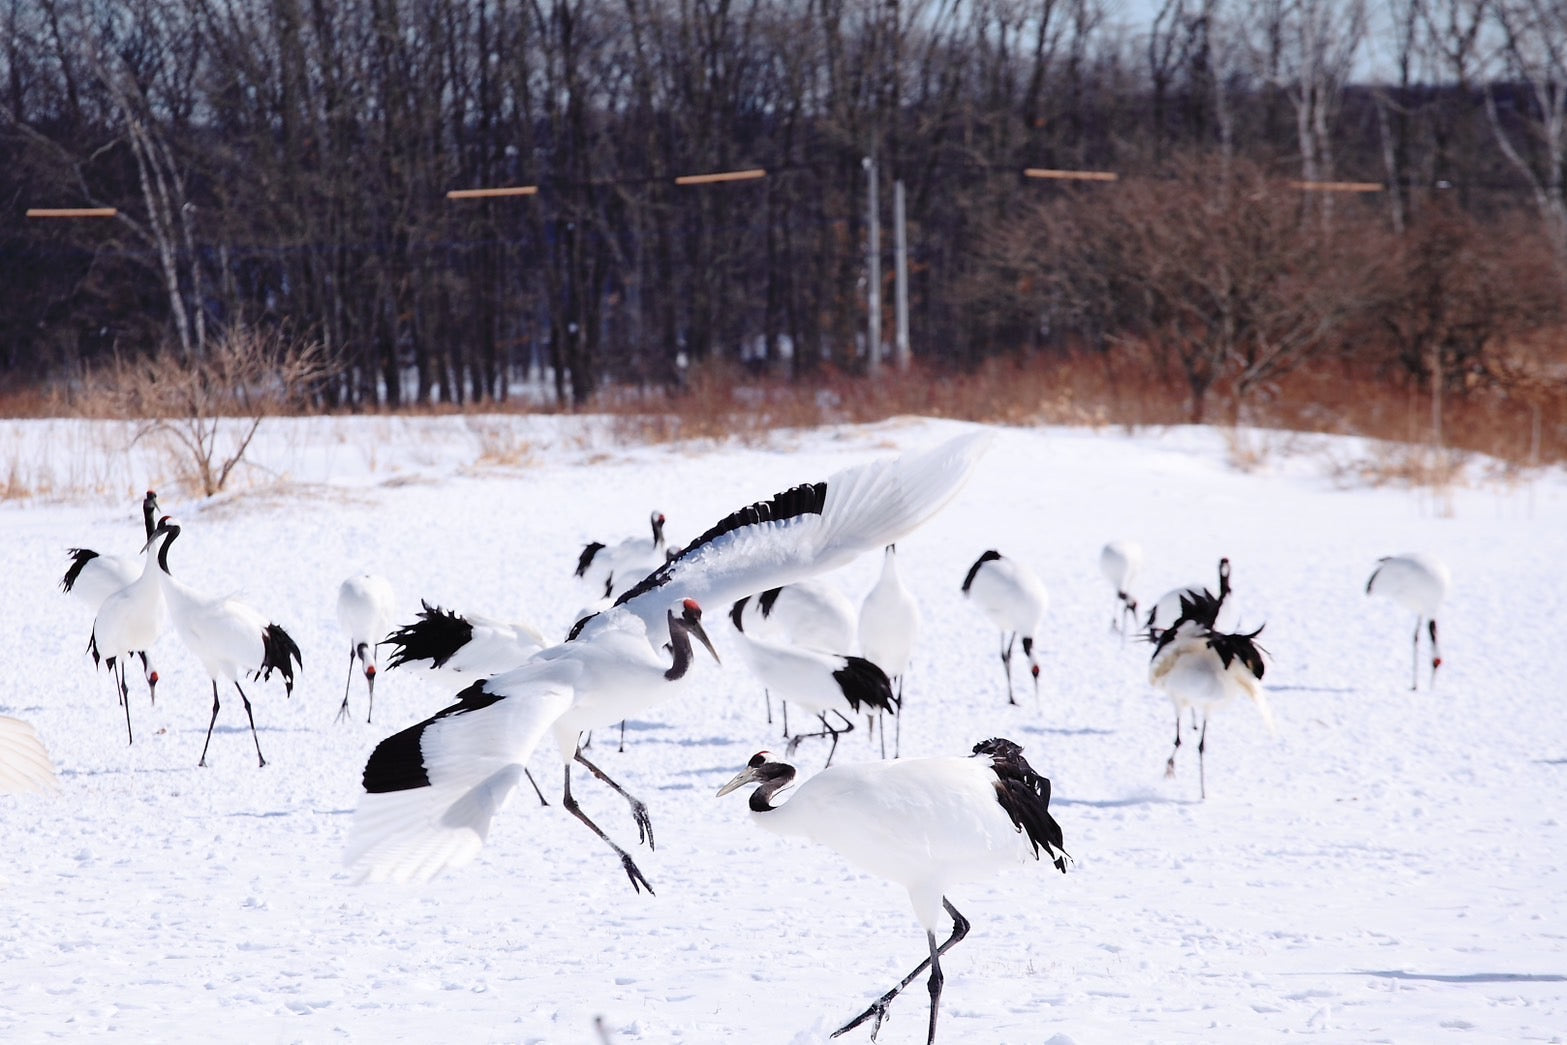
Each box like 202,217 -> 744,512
973,737 -> 1069,872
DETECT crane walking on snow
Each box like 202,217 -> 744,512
1098,539 -> 1143,638
715,738 -> 1068,1045
336,573 -> 396,724
859,544 -> 920,757
152,517 -> 302,767
961,550 -> 1048,706
66,490 -> 164,706
1149,588 -> 1274,799
1365,553 -> 1450,691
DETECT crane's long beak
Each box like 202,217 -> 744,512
690,617 -> 721,666
716,766 -> 761,797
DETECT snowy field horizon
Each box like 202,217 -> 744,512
2,414 -> 1564,1043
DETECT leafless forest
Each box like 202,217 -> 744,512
3,0 -> 1566,457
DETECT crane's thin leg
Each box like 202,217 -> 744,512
1000,632 -> 1016,706
787,713 -> 855,768
1164,713 -> 1182,778
1197,715 -> 1209,800
235,681 -> 268,768
574,748 -> 653,849
1429,619 -> 1442,689
116,660 -> 134,745
523,768 -> 550,807
1410,617 -> 1421,691
833,899 -> 970,1043
780,696 -> 789,739
199,680 -> 221,767
336,647 -> 356,723
764,688 -> 773,725
617,718 -> 626,753
893,675 -> 904,759
561,764 -> 654,895
365,664 -> 376,724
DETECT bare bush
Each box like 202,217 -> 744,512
78,329 -> 331,497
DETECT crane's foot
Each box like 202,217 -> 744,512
621,854 -> 655,896
631,800 -> 655,850
833,998 -> 891,1040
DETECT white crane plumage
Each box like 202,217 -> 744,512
1098,539 -> 1143,636
729,598 -> 895,767
0,715 -> 59,796
730,579 -> 859,734
961,550 -> 1048,706
152,518 -> 303,767
342,430 -> 992,888
1365,553 -> 1450,690
1149,589 -> 1274,799
716,737 -> 1068,1045
1145,557 -> 1233,639
858,544 -> 920,757
384,600 -> 547,681
336,573 -> 397,724
574,510 -> 670,600
88,513 -> 174,745
67,490 -> 163,706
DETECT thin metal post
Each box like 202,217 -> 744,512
865,156 -> 881,376
893,179 -> 909,371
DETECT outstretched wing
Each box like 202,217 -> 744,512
597,431 -> 991,637
343,660 -> 577,884
0,716 -> 59,796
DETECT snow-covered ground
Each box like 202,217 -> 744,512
2,415 -> 1564,1044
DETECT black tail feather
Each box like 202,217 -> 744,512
833,656 -> 897,714
973,737 -> 1069,872
256,623 -> 303,695
61,548 -> 101,593
385,600 -> 474,670
575,542 -> 606,578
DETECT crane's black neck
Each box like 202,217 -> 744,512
1217,557 -> 1232,600
664,606 -> 704,681
963,550 -> 1002,594
650,513 -> 665,547
142,492 -> 158,539
155,524 -> 180,575
748,761 -> 797,812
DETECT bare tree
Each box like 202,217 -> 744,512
1485,0 -> 1567,266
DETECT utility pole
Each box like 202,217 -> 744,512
893,179 -> 909,371
865,155 -> 881,376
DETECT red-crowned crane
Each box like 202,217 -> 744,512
88,513 -> 175,745
0,716 -> 59,796
152,518 -> 302,767
1098,539 -> 1143,637
716,737 -> 1068,1044
732,580 -> 858,736
1145,556 -> 1233,639
342,431 -> 992,889
65,490 -> 163,704
961,550 -> 1048,706
336,573 -> 396,724
729,597 -> 895,767
1365,553 -> 1451,690
574,510 -> 670,600
859,544 -> 920,756
1149,589 -> 1274,799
